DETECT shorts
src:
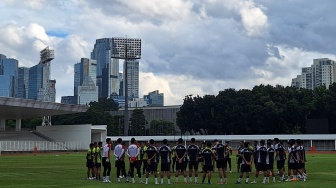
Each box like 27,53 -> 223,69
296,162 -> 304,170
267,164 -> 273,170
198,158 -> 204,163
203,165 -> 213,172
95,163 -> 101,168
147,162 -> 157,172
86,160 -> 94,168
256,163 -> 267,171
161,163 -> 170,172
237,157 -> 242,164
176,161 -> 186,171
277,160 -> 285,169
188,161 -> 198,170
288,162 -> 296,170
240,164 -> 251,173
216,159 -> 226,169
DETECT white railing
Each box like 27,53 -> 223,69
0,141 -> 85,152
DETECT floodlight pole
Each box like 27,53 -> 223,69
124,44 -> 129,136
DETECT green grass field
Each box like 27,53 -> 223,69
0,152 -> 335,188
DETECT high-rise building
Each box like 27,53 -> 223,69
28,64 -> 43,100
91,38 -> 119,98
118,72 -> 123,96
292,58 -> 336,89
0,55 -> 18,97
123,59 -> 139,98
61,96 -> 75,104
18,67 -> 29,99
144,90 -> 164,106
74,58 -> 98,105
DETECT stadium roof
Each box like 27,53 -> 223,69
0,97 -> 89,119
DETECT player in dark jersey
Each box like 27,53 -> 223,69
198,142 -> 206,173
174,138 -> 187,184
187,138 -> 200,184
286,139 -> 297,181
236,141 -> 244,173
145,139 -> 159,184
224,141 -> 232,173
274,138 -> 285,181
201,142 -> 215,184
213,140 -> 227,184
159,139 -> 172,184
235,142 -> 253,184
266,140 -> 275,183
251,140 -> 268,184
252,140 -> 259,173
171,143 -> 177,173
295,139 -> 307,181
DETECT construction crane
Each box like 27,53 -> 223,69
39,46 -> 54,126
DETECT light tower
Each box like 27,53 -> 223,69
111,37 -> 141,136
39,46 -> 54,126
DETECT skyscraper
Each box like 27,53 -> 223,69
18,67 -> 29,99
144,90 -> 164,106
123,59 -> 139,98
28,64 -> 43,100
292,58 -> 336,89
0,55 -> 18,97
74,58 -> 98,105
91,38 -> 119,98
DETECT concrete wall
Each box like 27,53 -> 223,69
91,125 -> 107,143
36,124 -> 92,148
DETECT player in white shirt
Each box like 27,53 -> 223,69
127,138 -> 142,183
102,138 -> 112,183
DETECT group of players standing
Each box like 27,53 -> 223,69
85,137 -> 308,184
235,138 -> 307,184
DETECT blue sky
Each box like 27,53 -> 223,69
1,0 -> 336,105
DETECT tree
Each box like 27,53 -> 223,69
129,108 -> 146,136
149,120 -> 176,136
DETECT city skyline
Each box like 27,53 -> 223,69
1,1 -> 336,105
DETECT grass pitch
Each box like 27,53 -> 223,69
0,152 -> 335,188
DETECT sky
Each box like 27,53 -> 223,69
1,0 -> 336,105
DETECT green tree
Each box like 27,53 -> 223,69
149,119 -> 176,135
129,108 -> 146,136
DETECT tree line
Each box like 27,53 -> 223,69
177,84 -> 336,135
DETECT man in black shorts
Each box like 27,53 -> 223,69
251,140 -> 267,184
213,140 -> 227,184
236,141 -> 244,173
266,140 -> 275,183
187,138 -> 200,184
174,138 -> 187,184
235,142 -> 253,184
224,141 -> 232,173
159,139 -> 172,184
274,138 -> 285,181
201,142 -> 215,184
145,139 -> 159,184
86,143 -> 95,180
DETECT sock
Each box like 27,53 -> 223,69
208,180 -> 211,184
155,178 -> 158,183
145,178 -> 148,183
107,176 -> 109,181
161,178 -> 164,184
273,177 -> 275,182
195,177 -> 198,182
118,178 -> 120,182
220,178 -> 223,182
246,178 -> 249,182
189,177 -> 192,182
184,177 -> 187,182
237,178 -> 241,182
132,178 -> 135,183
168,179 -> 171,183
175,177 -> 178,182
